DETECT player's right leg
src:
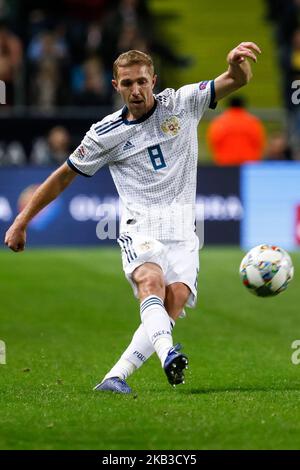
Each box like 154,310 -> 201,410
132,263 -> 189,387
102,283 -> 189,385
96,260 -> 178,382
94,234 -> 185,393
132,262 -> 175,367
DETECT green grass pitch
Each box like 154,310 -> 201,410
0,247 -> 299,450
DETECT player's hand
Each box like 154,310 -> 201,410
227,42 -> 261,65
4,222 -> 27,252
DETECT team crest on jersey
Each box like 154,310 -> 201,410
160,116 -> 181,136
139,241 -> 153,252
199,80 -> 208,90
74,145 -> 85,159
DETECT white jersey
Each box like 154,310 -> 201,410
68,80 -> 216,240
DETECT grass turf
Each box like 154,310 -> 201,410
0,247 -> 299,450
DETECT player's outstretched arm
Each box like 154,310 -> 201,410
214,42 -> 261,101
4,162 -> 77,252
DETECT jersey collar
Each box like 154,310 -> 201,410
121,99 -> 157,125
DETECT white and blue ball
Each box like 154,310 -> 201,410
239,244 -> 294,297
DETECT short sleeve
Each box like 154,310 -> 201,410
67,125 -> 112,177
175,80 -> 217,121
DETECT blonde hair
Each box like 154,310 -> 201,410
113,50 -> 154,80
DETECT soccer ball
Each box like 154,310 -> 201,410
239,244 -> 294,297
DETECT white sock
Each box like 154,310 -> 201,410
103,318 -> 175,381
103,358 -> 136,381
140,295 -> 173,367
120,323 -> 155,368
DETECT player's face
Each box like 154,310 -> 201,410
112,64 -> 157,120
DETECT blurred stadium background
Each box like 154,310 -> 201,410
0,0 -> 300,451
0,0 -> 300,249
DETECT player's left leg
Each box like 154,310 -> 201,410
96,322 -> 156,389
162,282 -> 191,385
94,283 -> 189,393
132,261 -> 174,367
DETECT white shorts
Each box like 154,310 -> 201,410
117,232 -> 200,308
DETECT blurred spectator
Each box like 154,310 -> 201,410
0,0 -> 193,118
100,0 -> 191,76
117,24 -> 148,55
264,0 -> 300,158
0,0 -> 7,20
48,126 -> 71,164
100,0 -> 149,71
0,140 -> 27,165
279,27 -> 300,110
30,126 -> 71,165
73,56 -> 111,106
62,0 -> 110,64
0,20 -> 23,105
207,97 -> 266,166
264,0 -> 299,46
27,28 -> 70,108
0,0 -> 189,110
28,26 -> 69,63
30,58 -> 68,109
63,0 -> 110,21
27,9 -> 51,39
264,131 -> 292,160
0,0 -> 22,30
86,21 -> 103,54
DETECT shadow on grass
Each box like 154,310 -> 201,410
181,385 -> 300,395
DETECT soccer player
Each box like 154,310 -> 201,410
5,43 -> 261,394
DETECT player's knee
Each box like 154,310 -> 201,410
137,272 -> 165,299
